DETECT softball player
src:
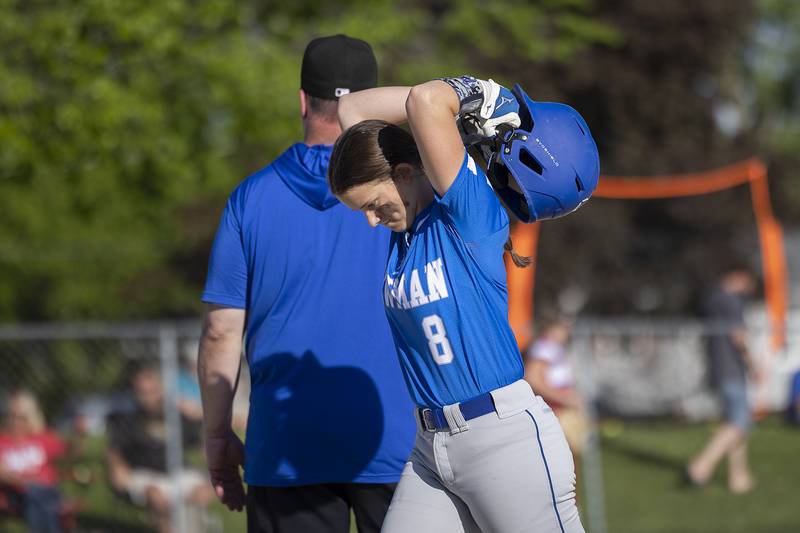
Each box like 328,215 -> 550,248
328,76 -> 598,532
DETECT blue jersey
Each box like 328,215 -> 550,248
383,152 -> 523,408
203,143 -> 415,486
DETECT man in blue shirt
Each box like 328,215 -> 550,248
197,35 -> 415,533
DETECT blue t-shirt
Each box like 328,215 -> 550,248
384,152 -> 523,408
202,143 -> 415,486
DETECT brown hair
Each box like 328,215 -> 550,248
504,236 -> 533,268
328,120 -> 421,195
329,120 -> 532,268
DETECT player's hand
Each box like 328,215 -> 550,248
205,431 -> 246,512
458,79 -> 521,144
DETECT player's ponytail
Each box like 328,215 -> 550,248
504,236 -> 532,268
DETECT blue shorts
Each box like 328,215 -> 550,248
719,379 -> 751,431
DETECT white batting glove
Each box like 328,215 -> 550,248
440,76 -> 521,144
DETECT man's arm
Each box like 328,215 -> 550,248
105,447 -> 132,494
0,461 -> 23,485
198,303 -> 247,511
732,326 -> 760,381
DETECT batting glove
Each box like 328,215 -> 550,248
439,76 -> 521,144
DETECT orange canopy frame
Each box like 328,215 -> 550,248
506,157 -> 788,351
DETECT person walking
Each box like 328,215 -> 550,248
198,35 -> 415,533
687,266 -> 758,493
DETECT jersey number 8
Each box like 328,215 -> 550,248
421,314 -> 454,365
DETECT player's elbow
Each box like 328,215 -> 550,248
407,83 -> 435,107
406,82 -> 445,118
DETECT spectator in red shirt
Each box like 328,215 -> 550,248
0,389 -> 66,533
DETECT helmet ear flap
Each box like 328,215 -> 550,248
488,157 -> 530,221
487,155 -> 510,189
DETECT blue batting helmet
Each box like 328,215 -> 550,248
486,84 -> 600,223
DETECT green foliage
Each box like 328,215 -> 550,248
748,0 -> 800,207
443,0 -> 621,64
0,0 -> 282,319
0,0 -> 615,321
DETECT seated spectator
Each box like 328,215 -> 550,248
0,389 -> 66,533
524,314 -> 589,455
177,348 -> 203,423
106,361 -> 214,533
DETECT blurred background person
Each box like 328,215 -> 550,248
686,266 -> 758,493
176,344 -> 204,424
0,389 -> 66,533
106,361 -> 214,533
524,314 -> 589,474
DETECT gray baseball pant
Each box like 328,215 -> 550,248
381,379 -> 584,533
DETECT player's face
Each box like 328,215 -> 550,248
338,177 -> 410,232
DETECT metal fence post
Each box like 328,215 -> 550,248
159,324 -> 187,533
573,330 -> 607,533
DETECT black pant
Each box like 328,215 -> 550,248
247,483 -> 397,533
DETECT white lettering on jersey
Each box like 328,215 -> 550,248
408,269 -> 429,307
386,257 -> 449,310
395,273 -> 410,309
424,258 -> 449,302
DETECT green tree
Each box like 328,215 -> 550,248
0,0 -> 615,321
748,0 -> 800,213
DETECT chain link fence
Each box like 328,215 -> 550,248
0,321 -> 249,533
0,317 -> 798,532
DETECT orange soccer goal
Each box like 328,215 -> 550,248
506,158 -> 788,352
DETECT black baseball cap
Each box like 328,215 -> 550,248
301,34 -> 378,100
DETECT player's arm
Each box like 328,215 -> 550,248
405,81 -> 466,196
335,81 -> 468,194
337,87 -> 412,129
406,77 -> 521,196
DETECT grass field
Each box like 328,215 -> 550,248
597,417 -> 799,533
2,418 -> 796,532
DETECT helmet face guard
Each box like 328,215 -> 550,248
487,84 -> 600,223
